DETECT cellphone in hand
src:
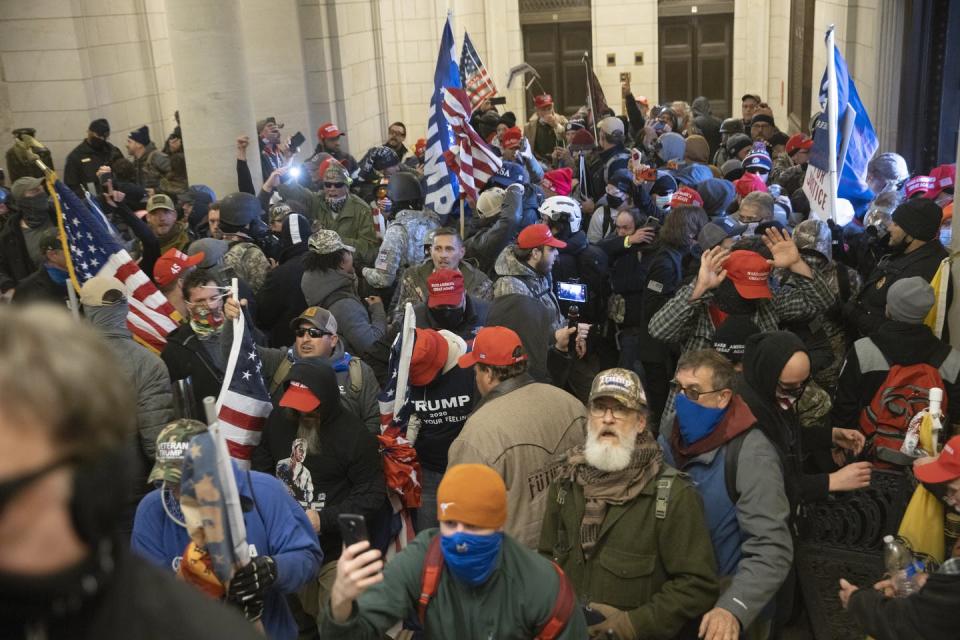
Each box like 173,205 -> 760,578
289,131 -> 306,151
338,513 -> 369,546
98,171 -> 113,187
557,281 -> 588,303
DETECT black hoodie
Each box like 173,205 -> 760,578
252,361 -> 388,561
740,331 -> 834,507
551,229 -> 609,323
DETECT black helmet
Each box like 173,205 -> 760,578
387,172 -> 424,203
719,118 -> 744,135
219,192 -> 266,235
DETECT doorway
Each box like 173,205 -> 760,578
658,13 -> 734,118
521,22 -> 592,117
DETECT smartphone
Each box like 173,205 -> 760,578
98,170 -> 113,187
582,605 -> 607,625
338,513 -> 369,546
289,131 -> 306,151
557,281 -> 587,303
489,96 -> 507,106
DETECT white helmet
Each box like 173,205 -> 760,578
538,196 -> 582,233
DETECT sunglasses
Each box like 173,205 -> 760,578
745,167 -> 770,175
295,327 -> 332,339
324,182 -> 346,189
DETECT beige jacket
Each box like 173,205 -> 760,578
447,375 -> 586,548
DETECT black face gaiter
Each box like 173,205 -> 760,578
713,279 -> 758,315
18,194 -> 50,228
432,307 -> 465,330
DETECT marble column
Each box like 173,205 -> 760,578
165,0 -> 258,196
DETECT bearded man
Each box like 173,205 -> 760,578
539,368 -> 719,640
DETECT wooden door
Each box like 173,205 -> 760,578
658,14 -> 734,118
522,22 -> 592,117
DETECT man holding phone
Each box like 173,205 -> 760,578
320,464 -> 587,638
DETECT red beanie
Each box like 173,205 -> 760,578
735,172 -> 769,198
542,168 -> 573,196
409,329 -> 449,386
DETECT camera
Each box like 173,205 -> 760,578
557,281 -> 587,303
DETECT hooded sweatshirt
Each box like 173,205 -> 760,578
252,361 -> 388,562
740,331 -> 833,506
301,268 -> 386,355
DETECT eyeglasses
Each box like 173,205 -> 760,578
295,327 -> 332,339
324,182 -> 346,189
588,402 -> 634,420
669,380 -> 727,402
389,129 -> 406,138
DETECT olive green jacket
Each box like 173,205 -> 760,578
277,184 -> 379,266
538,468 -> 720,639
319,529 -> 587,639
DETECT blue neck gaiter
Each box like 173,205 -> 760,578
675,393 -> 727,445
45,265 -> 69,286
440,531 -> 503,587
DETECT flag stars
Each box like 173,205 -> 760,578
248,350 -> 258,361
242,371 -> 252,381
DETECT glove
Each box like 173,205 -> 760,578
586,602 -> 636,639
227,556 -> 277,607
230,592 -> 265,622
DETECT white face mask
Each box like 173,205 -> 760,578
656,194 -> 672,208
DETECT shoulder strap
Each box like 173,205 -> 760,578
723,431 -> 748,504
269,358 -> 293,395
417,535 -> 444,627
836,264 -> 851,303
348,357 -> 363,393
655,466 -> 679,520
601,206 -> 613,237
535,563 -> 576,640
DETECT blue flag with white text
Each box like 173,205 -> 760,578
809,38 -> 879,217
423,16 -> 461,216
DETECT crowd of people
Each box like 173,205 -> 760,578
0,84 -> 958,640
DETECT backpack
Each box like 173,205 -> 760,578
416,535 -> 575,639
859,363 -> 947,456
269,355 -> 364,396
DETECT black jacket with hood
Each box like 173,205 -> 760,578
739,331 -> 835,508
252,361 -> 388,562
551,228 -> 608,323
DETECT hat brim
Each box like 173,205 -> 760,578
730,280 -> 773,300
913,458 -> 960,485
279,384 -> 322,412
428,293 -> 465,308
458,351 -> 480,368
543,237 -> 567,249
147,460 -> 181,486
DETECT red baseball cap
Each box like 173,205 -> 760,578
415,138 -> 427,155
734,172 -> 769,198
501,127 -> 522,150
905,175 -> 936,199
724,250 -> 772,299
317,122 -> 345,140
458,326 -> 528,368
517,223 -> 566,250
153,248 -> 204,287
671,186 -> 704,208
427,269 -> 465,308
534,94 -> 553,109
914,435 -> 960,484
924,164 -> 955,200
785,134 -> 813,157
410,329 -> 449,386
279,380 -> 321,412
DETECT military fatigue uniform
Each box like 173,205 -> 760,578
361,208 -> 439,289
223,238 -> 271,294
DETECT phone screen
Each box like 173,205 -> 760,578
557,282 -> 587,303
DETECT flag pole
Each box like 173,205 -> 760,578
583,52 -> 600,144
459,195 -> 465,238
39,159 -> 81,319
826,25 -> 839,222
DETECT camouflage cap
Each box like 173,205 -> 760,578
308,229 -> 355,255
324,163 -> 351,185
588,368 -> 647,411
792,218 -> 832,260
289,305 -> 338,334
148,419 -> 208,485
146,193 -> 176,213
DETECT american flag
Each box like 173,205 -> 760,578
51,179 -> 179,352
215,301 -> 273,466
459,32 -> 497,111
440,87 -> 503,203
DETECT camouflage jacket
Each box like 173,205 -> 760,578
390,258 -> 494,325
362,208 -> 439,289
492,245 -> 563,331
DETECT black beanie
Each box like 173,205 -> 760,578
892,198 -> 943,242
128,125 -> 150,146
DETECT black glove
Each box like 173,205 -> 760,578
227,556 -> 277,609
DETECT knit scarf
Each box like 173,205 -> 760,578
555,431 -> 663,555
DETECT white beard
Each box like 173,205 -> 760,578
584,428 -> 636,472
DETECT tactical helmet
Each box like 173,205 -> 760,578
538,196 -> 582,234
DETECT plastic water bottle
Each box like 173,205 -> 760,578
883,535 -> 921,597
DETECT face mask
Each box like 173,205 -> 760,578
45,265 -> 69,285
606,195 -> 623,210
89,137 -> 108,151
431,306 -> 465,330
19,194 -> 49,227
327,194 -> 348,212
189,305 -> 224,337
776,386 -> 805,411
656,194 -> 672,209
674,393 -> 727,445
440,531 -> 503,587
0,457 -> 71,519
712,279 -> 757,315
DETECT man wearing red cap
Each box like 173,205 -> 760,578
499,126 -> 523,162
313,121 -> 357,174
390,226 -> 493,329
411,268 -> 489,341
493,223 -> 567,331
524,93 -> 568,163
153,247 -> 205,318
254,360 -> 388,620
321,464 -> 587,637
448,326 -> 586,548
838,436 -> 960,639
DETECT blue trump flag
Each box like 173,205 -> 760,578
808,34 -> 879,218
423,15 -> 460,216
